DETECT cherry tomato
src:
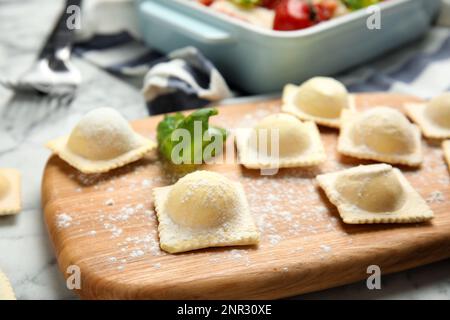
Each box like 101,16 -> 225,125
314,0 -> 338,22
260,0 -> 282,9
273,0 -> 314,31
198,0 -> 214,6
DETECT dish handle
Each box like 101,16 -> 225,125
139,1 -> 234,44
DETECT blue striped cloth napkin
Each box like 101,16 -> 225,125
74,0 -> 450,114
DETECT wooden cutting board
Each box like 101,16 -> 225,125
41,94 -> 450,300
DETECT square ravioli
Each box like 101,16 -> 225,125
281,77 -> 356,128
46,108 -> 156,174
153,171 -> 259,254
404,93 -> 450,139
47,135 -> 155,175
338,107 -> 423,167
0,270 -> 15,300
317,164 -> 434,224
444,140 -> 450,170
235,113 -> 326,169
0,169 -> 21,216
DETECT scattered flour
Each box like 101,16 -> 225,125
105,198 -> 115,206
320,244 -> 332,253
103,223 -> 123,238
56,213 -> 72,229
426,191 -> 445,203
230,249 -> 243,259
153,263 -> 162,269
268,234 -> 282,246
130,249 -> 145,258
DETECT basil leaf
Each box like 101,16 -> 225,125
230,0 -> 261,8
156,108 -> 227,164
343,0 -> 380,10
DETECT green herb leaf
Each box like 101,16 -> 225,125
343,0 -> 380,10
156,112 -> 184,161
230,0 -> 261,8
156,108 -> 227,164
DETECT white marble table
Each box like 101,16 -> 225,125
0,0 -> 449,300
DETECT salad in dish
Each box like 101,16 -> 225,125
195,0 -> 387,31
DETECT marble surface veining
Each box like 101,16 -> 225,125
0,0 -> 449,300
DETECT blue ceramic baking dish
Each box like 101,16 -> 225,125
136,0 -> 440,94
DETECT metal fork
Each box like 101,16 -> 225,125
0,0 -> 82,96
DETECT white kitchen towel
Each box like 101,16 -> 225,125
141,47 -> 232,114
74,0 -> 450,113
